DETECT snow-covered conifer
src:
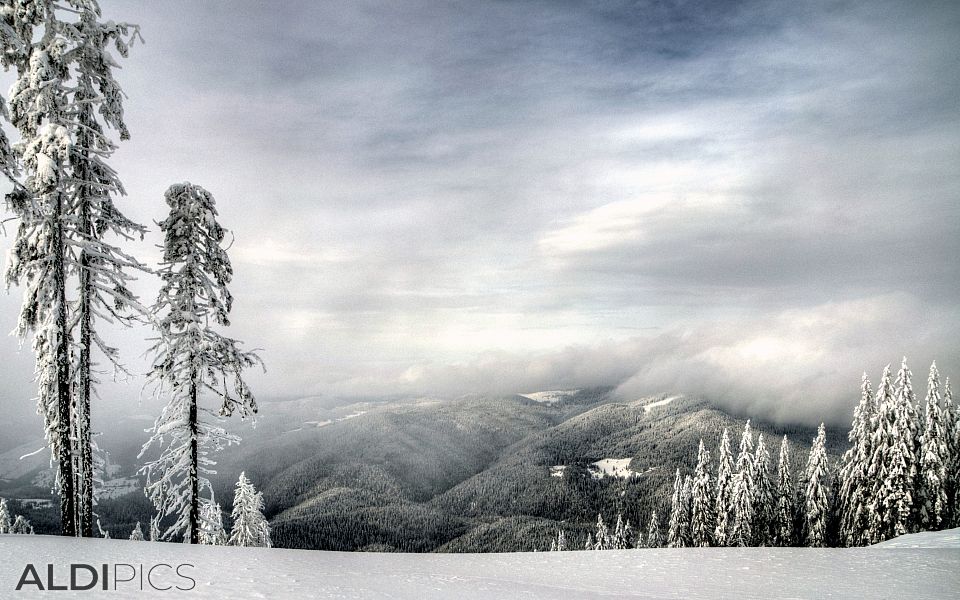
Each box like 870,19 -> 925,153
838,373 -> 875,546
612,513 -> 627,549
713,428 -> 735,546
775,435 -> 795,546
894,358 -> 920,532
0,497 -> 10,534
730,421 -> 755,546
149,516 -> 161,542
129,522 -> 144,541
752,433 -> 774,545
918,362 -> 948,529
690,439 -> 714,547
867,362 -> 916,541
228,472 -> 271,548
667,469 -> 684,547
623,520 -> 634,549
200,500 -> 228,546
583,532 -> 594,551
594,513 -> 609,550
646,511 -> 662,548
11,514 -> 34,534
140,184 -> 263,543
804,424 -> 830,547
554,529 -> 566,551
679,475 -> 693,546
944,378 -> 959,526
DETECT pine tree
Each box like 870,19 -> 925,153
2,0 -> 143,539
752,433 -> 774,546
594,513 -> 609,550
583,532 -> 594,551
667,469 -> 684,547
894,357 -> 921,532
730,420 -> 755,546
918,362 -> 948,530
646,510 -> 662,548
11,515 -> 34,534
713,428 -> 735,546
623,520 -> 634,549
0,497 -> 10,534
690,439 -> 714,547
140,183 -> 262,543
804,423 -> 830,547
66,5 -> 144,538
775,435 -> 795,546
229,472 -> 271,548
149,516 -> 161,542
944,378 -> 960,526
680,475 -> 693,546
867,362 -> 916,541
200,500 -> 228,546
612,513 -> 627,549
129,521 -> 144,541
554,529 -> 566,551
838,373 -> 875,546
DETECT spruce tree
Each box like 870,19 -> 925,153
0,497 -> 10,534
229,472 -> 271,547
690,439 -> 714,547
804,423 -> 830,547
11,514 -> 34,534
944,378 -> 959,526
129,522 -> 144,541
838,373 -> 875,546
612,513 -> 627,549
667,469 -> 684,547
594,513 -> 609,550
752,433 -> 774,546
730,421 -> 755,546
149,516 -> 161,542
680,475 -> 693,547
583,532 -> 594,551
646,510 -> 662,548
713,428 -> 735,546
140,183 -> 262,543
775,435 -> 795,546
918,362 -> 948,529
555,529 -> 566,551
894,357 -> 920,532
200,500 -> 228,546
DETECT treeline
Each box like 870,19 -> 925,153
546,358 -> 958,550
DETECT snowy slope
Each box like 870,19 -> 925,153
872,528 -> 960,548
2,533 -> 958,599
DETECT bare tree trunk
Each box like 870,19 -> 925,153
54,193 -> 76,537
77,185 -> 93,538
188,363 -> 199,544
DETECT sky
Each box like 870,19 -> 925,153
0,0 -> 958,427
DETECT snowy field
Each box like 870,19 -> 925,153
2,531 -> 958,599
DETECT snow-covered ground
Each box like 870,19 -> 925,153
588,458 -> 638,479
5,533 -> 956,599
872,528 -> 960,548
519,390 -> 578,404
640,395 -> 682,413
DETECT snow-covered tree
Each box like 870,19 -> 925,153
838,373 -> 875,546
229,472 -> 271,548
944,378 -> 960,526
894,358 -> 921,532
129,521 -> 144,541
612,513 -> 627,549
594,513 -> 609,550
775,435 -> 795,546
752,433 -> 774,546
149,516 -> 161,542
583,532 -> 593,551
0,497 -> 10,534
553,529 -> 566,551
918,362 -> 948,529
646,510 -> 662,548
2,0 -> 143,538
730,421 -> 755,546
804,423 -> 830,547
140,183 -> 262,543
11,514 -> 34,534
623,520 -> 634,549
713,428 -> 735,546
867,362 -> 917,541
199,500 -> 228,546
97,518 -> 109,539
690,439 -> 713,547
667,469 -> 685,547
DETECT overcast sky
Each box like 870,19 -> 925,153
1,0 -> 958,426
